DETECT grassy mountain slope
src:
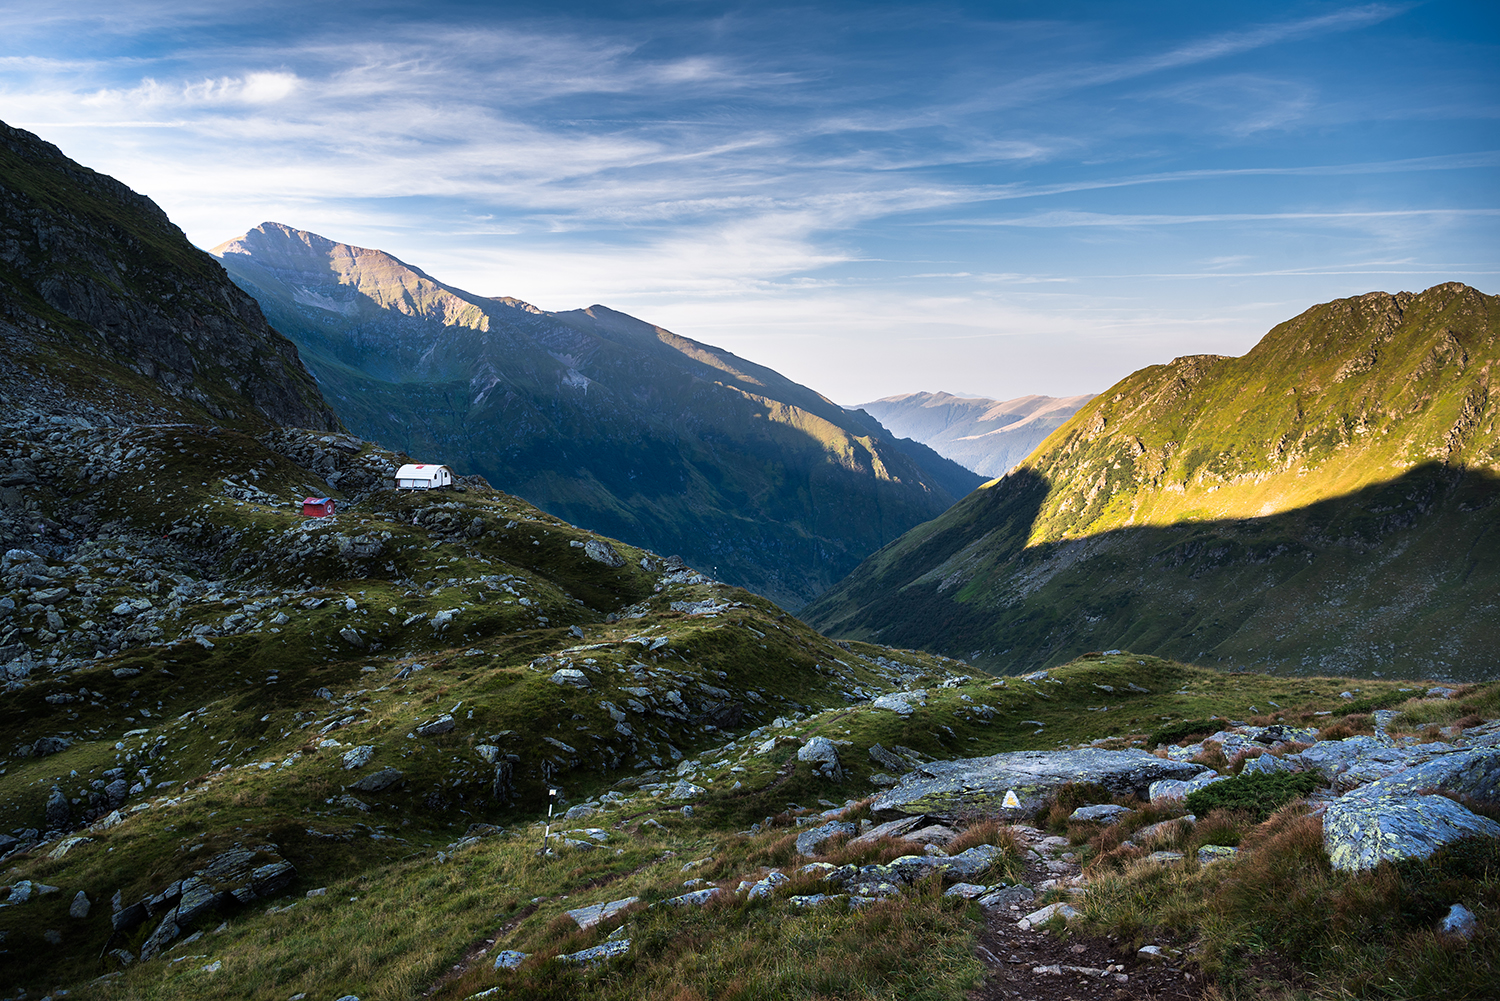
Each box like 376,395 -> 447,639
806,284 -> 1500,680
1,135 -> 1495,1001
210,224 -> 980,609
0,123 -> 338,433
854,392 -> 1095,479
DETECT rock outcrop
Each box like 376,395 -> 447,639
872,748 -> 1206,819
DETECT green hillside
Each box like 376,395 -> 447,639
805,284 -> 1500,680
210,225 -> 980,610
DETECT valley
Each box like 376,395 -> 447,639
0,117 -> 1496,1001
853,392 -> 1095,480
209,224 -> 980,611
808,285 -> 1500,680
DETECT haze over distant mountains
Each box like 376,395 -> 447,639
853,392 -> 1095,479
211,223 -> 981,608
808,283 -> 1500,680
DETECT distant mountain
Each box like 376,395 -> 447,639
853,392 -> 1095,479
0,124 -> 338,434
211,223 -> 980,608
806,284 -> 1500,681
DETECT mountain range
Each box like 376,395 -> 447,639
2,117 -> 1497,1001
209,224 -> 980,609
806,284 -> 1500,680
852,391 -> 1094,479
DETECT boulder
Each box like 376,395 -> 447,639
1286,736 -> 1440,790
797,736 -> 844,781
977,885 -> 1034,909
1323,793 -> 1500,871
44,786 -> 69,829
668,780 -> 706,800
1069,804 -> 1133,825
550,669 -> 590,689
583,539 -> 625,567
493,950 -> 528,970
414,715 -> 455,738
559,939 -> 631,964
1021,901 -> 1081,928
346,767 -> 403,793
872,694 -> 917,716
868,744 -> 908,772
341,746 -> 375,770
872,748 -> 1206,819
795,820 -> 856,856
1341,747 -> 1500,802
1439,903 -> 1477,939
1148,770 -> 1226,804
566,896 -> 639,929
850,815 -> 927,846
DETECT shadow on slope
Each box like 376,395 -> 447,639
806,463 -> 1500,681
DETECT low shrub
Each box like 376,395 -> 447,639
1184,770 -> 1321,822
1148,718 -> 1222,746
1334,689 -> 1411,716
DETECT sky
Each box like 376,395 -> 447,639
2,0 -> 1497,403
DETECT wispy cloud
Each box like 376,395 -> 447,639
0,1 -> 1491,401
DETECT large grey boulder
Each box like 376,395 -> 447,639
1341,747 -> 1500,802
850,815 -> 927,845
797,736 -> 844,781
1286,737 -> 1448,790
1323,793 -> 1500,872
872,748 -> 1206,819
566,895 -> 638,929
796,820 -> 855,856
1149,770 -> 1226,804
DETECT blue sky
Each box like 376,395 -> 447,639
2,1 -> 1496,402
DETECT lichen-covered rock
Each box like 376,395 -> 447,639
1323,793 -> 1500,871
1286,736 -> 1452,790
560,939 -> 631,964
1342,747 -> 1500,802
873,748 -> 1206,819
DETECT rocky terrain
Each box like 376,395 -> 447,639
208,223 -> 980,610
853,392 -> 1095,480
808,284 -> 1500,679
1,118 -> 1495,1001
0,124 -> 337,435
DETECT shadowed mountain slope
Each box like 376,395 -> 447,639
853,392 -> 1095,478
0,123 -> 337,432
806,284 -> 1500,681
211,223 -> 979,608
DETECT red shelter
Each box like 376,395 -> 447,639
301,497 -> 336,518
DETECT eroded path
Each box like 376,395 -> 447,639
969,825 -> 1203,1001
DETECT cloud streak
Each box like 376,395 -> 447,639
0,1 -> 1493,402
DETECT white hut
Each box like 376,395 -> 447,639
395,463 -> 454,490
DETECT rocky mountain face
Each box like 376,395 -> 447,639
0,122 -> 338,435
806,284 -> 1500,680
853,392 -> 1095,479
210,224 -> 979,610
